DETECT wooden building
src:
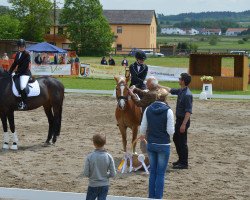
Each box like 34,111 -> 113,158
189,53 -> 249,91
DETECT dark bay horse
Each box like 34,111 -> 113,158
114,76 -> 141,153
0,68 -> 64,150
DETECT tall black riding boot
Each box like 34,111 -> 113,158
18,89 -> 27,110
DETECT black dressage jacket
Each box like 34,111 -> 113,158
129,62 -> 148,89
9,50 -> 31,76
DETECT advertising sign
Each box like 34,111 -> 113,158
31,64 -> 71,75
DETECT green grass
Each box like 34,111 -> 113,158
58,77 -> 250,95
67,55 -> 249,95
80,56 -> 189,67
157,35 -> 250,50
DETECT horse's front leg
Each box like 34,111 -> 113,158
118,124 -> 127,152
1,112 -> 9,149
131,125 -> 139,153
7,111 -> 18,150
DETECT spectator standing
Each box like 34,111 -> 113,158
34,53 -> 42,65
2,53 -> 9,60
54,53 -> 58,64
121,57 -> 128,66
160,73 -> 193,169
75,55 -> 80,63
74,55 -> 80,74
108,56 -> 115,66
83,133 -> 116,200
140,89 -> 174,199
101,56 -> 108,65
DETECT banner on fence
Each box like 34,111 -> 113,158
147,65 -> 188,81
79,64 -> 125,78
31,64 -> 71,75
79,63 -> 90,77
78,64 -> 187,81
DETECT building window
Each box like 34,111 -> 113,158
117,26 -> 122,34
117,44 -> 122,51
58,27 -> 63,35
62,43 -> 71,50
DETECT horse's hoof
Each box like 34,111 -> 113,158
10,144 -> 18,150
2,143 -> 9,150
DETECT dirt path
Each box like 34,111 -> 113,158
0,93 -> 249,200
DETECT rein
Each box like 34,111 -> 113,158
117,96 -> 128,101
116,82 -> 129,102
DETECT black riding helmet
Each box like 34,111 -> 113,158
17,39 -> 26,47
135,50 -> 147,61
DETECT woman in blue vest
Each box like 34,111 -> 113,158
139,88 -> 174,199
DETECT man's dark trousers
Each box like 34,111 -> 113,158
173,117 -> 190,166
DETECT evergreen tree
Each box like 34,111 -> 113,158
60,0 -> 113,56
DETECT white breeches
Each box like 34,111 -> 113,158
20,75 -> 30,90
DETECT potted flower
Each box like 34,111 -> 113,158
200,75 -> 214,84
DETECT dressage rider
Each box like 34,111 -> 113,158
129,50 -> 148,90
8,39 -> 31,110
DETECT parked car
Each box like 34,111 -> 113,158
230,50 -> 250,57
128,48 -> 164,57
128,48 -> 140,56
142,49 -> 164,57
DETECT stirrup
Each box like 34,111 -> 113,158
18,102 -> 27,110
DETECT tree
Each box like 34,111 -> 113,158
209,35 -> 218,46
9,0 -> 53,42
60,0 -> 113,56
0,5 -> 11,15
0,14 -> 20,39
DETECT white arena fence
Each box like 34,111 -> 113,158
0,187 -> 154,200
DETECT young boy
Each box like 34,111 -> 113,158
83,134 -> 116,200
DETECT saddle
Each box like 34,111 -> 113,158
12,75 -> 40,97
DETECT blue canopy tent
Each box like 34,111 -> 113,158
26,42 -> 67,53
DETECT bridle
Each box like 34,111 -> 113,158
116,82 -> 129,109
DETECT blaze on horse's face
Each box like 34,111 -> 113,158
115,78 -> 129,110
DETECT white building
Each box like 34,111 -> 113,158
161,28 -> 186,35
200,28 -> 222,35
186,28 -> 199,35
225,28 -> 248,36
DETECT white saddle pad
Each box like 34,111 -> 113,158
12,80 -> 41,97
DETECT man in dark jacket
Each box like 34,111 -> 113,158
129,50 -> 148,90
8,39 -> 31,110
160,73 -> 193,169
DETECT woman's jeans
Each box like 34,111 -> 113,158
147,143 -> 170,199
86,185 -> 109,200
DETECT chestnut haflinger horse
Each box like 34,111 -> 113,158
0,68 -> 64,150
114,76 -> 141,153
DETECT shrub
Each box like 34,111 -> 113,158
238,40 -> 245,44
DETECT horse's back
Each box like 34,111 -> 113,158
37,76 -> 64,103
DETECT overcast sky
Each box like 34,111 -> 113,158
1,0 -> 249,15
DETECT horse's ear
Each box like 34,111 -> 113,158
114,76 -> 119,83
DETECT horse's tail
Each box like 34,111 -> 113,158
46,77 -> 64,137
